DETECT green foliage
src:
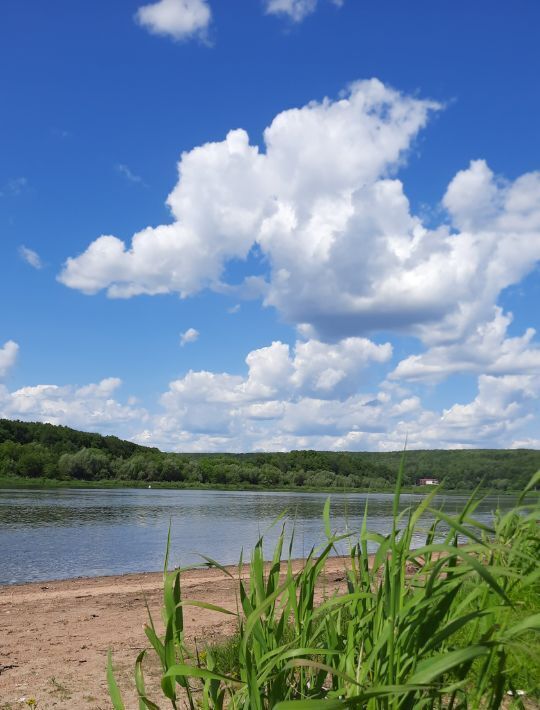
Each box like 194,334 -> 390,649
1,418 -> 539,491
58,447 -> 112,480
109,471 -> 540,708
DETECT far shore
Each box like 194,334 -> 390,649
0,557 -> 351,709
0,475 -> 521,495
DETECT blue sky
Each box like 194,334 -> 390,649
1,0 -> 539,451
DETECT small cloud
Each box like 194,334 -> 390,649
8,177 -> 28,194
0,177 -> 27,198
115,163 -> 145,185
227,304 -> 240,314
135,0 -> 212,42
180,327 -> 199,346
265,0 -> 344,22
0,340 -> 19,377
52,128 -> 71,139
19,245 -> 43,270
265,0 -> 316,22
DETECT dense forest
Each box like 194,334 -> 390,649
0,418 -> 538,491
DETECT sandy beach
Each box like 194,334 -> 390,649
0,558 -> 349,709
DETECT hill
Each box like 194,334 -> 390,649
0,418 -> 538,491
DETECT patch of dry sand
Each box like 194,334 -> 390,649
0,558 -> 349,709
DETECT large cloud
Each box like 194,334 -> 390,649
0,376 -> 147,432
132,338 -> 538,453
399,374 -> 539,450
391,307 -> 540,383
0,341 -> 19,378
59,80 -> 540,348
59,81 -> 436,307
146,336 -> 390,446
139,367 -> 540,453
165,336 -> 391,404
2,341 -> 537,452
52,79 -> 540,452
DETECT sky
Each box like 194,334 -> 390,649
1,0 -> 540,452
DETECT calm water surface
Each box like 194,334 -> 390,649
0,488 -> 516,585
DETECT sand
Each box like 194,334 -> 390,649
0,558 -> 349,709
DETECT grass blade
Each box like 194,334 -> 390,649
107,650 -> 125,710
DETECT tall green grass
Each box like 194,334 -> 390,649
108,467 -> 540,708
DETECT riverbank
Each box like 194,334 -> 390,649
0,558 -> 350,709
0,476 -> 521,495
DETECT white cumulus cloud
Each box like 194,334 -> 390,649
59,80 -> 436,303
58,79 -> 540,353
135,345 -> 540,452
0,377 -> 147,432
391,308 -> 540,383
2,337 -> 538,452
135,0 -> 211,41
138,337 -> 406,450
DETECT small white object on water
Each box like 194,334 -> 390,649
148,485 -> 152,489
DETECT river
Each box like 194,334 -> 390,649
0,487 -> 516,585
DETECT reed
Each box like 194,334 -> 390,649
108,466 -> 540,708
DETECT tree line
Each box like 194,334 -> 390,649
0,418 -> 538,491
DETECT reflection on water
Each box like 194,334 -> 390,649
0,487 -> 516,585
